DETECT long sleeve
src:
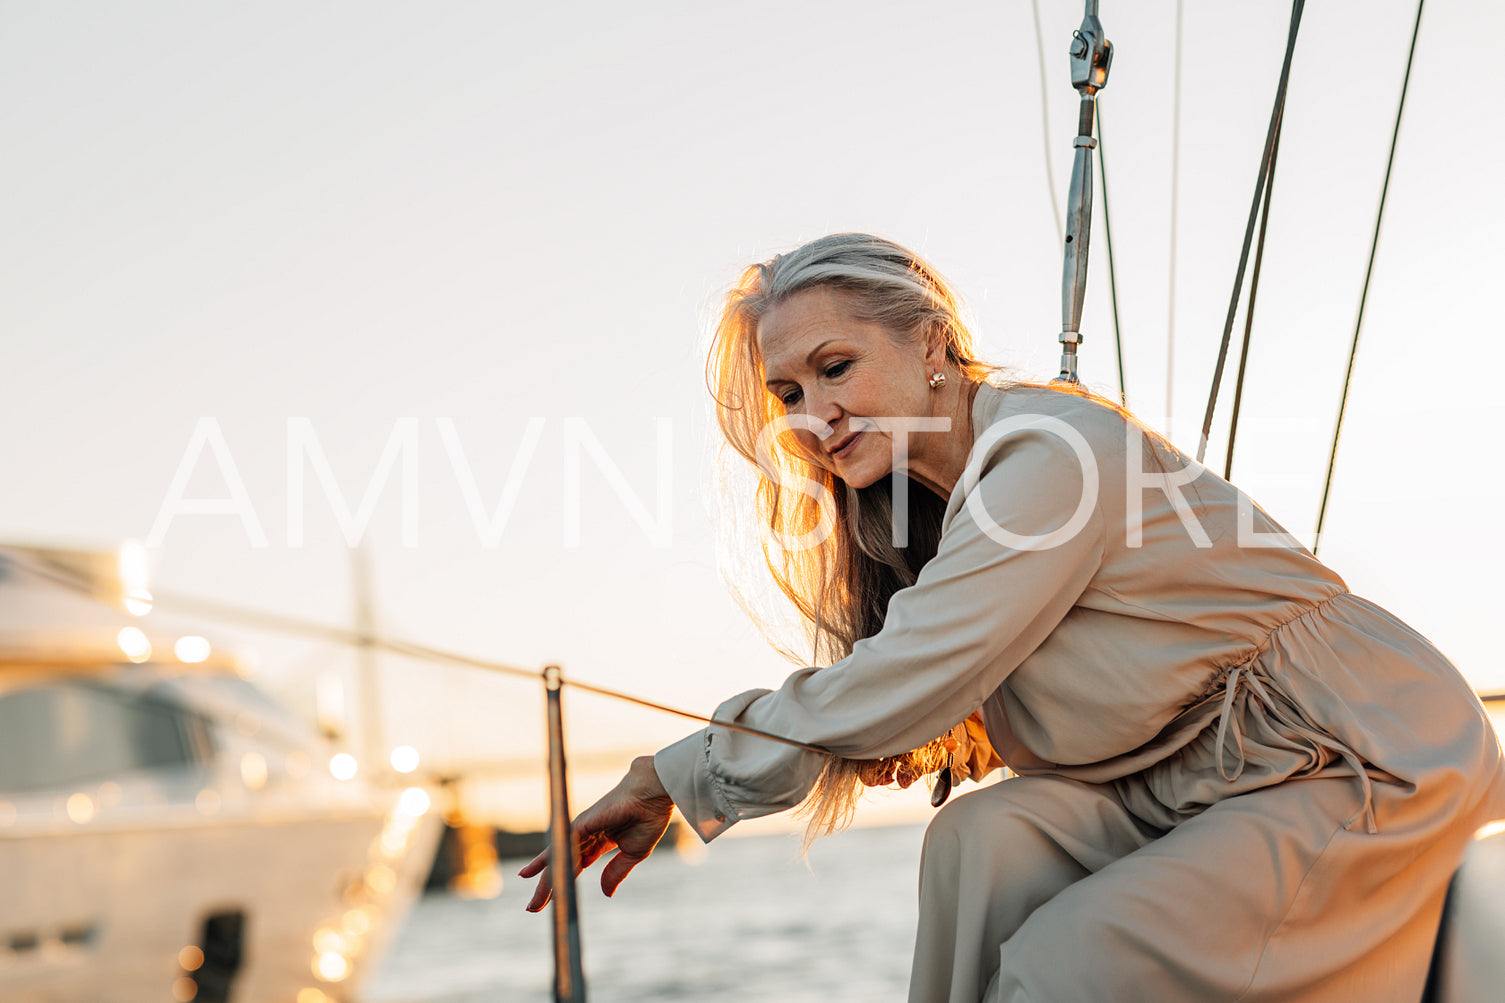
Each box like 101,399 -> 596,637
655,416 -> 1108,841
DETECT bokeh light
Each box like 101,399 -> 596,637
329,753 -> 358,781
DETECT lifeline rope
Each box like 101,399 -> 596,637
1313,0 -> 1426,556
1196,0 -> 1304,465
1,550 -> 829,756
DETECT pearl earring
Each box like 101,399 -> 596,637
928,372 -> 947,390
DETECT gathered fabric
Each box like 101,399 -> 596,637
1214,659 -> 1376,835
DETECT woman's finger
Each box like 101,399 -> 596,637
525,870 -> 552,912
518,847 -> 549,879
600,849 -> 646,898
523,831 -> 617,912
520,829 -> 610,879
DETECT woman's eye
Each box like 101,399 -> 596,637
780,387 -> 803,406
824,360 -> 851,378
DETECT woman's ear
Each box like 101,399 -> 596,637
922,321 -> 949,374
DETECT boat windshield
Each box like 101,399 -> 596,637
0,678 -> 210,792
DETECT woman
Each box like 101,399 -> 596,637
521,233 -> 1505,1001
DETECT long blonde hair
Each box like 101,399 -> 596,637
706,233 -> 998,841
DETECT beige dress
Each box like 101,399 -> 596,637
653,382 -> 1505,1001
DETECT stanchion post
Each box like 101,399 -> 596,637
544,663 -> 587,1002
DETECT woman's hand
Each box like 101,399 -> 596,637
518,755 -> 676,912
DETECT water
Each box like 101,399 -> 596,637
363,822 -> 927,1002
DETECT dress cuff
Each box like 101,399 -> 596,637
653,729 -> 738,843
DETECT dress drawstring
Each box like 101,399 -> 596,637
1214,663 -> 1378,834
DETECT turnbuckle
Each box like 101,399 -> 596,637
1057,2 -> 1114,385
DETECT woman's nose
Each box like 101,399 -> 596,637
806,390 -> 842,433
788,392 -> 841,458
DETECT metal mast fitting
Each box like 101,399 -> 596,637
1057,1 -> 1113,384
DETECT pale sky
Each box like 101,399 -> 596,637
3,1 -> 1501,825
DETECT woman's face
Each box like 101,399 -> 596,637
757,285 -> 944,490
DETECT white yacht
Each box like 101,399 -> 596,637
0,544 -> 442,1003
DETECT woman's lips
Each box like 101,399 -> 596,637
831,431 -> 864,459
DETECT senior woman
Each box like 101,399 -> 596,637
521,233 -> 1505,1001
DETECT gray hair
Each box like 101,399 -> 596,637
733,233 -> 984,369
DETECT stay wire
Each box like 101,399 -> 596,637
1313,0 -> 1426,556
1224,123 -> 1283,481
1096,102 -> 1129,406
1197,0 -> 1304,464
1166,0 -> 1183,428
1030,0 -> 1064,246
2,550 -> 829,756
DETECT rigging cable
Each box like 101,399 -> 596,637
1223,122 -> 1283,480
1030,0 -> 1065,246
1165,0 -> 1183,429
1196,0 -> 1305,464
1,550 -> 829,756
1313,0 -> 1426,556
1095,102 -> 1129,406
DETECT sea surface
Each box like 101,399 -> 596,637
363,822 -> 927,1002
